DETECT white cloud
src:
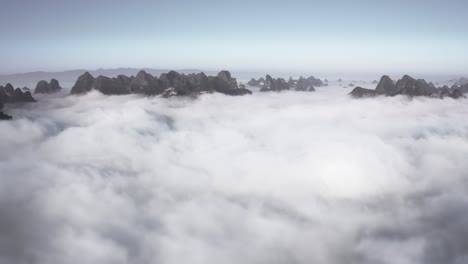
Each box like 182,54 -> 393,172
1,85 -> 468,264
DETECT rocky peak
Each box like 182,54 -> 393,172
375,75 -> 397,95
350,87 -> 377,98
34,79 -> 62,94
395,75 -> 431,96
71,72 -> 95,94
217,70 -> 232,82
4,83 -> 14,95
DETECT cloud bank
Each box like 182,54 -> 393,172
1,86 -> 468,264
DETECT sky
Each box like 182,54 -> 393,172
1,0 -> 468,74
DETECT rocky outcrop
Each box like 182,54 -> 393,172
0,111 -> 12,120
450,89 -> 464,99
0,99 -> 8,120
350,75 -> 463,99
208,76 -> 252,95
375,75 -> 397,95
440,87 -> 451,98
349,87 -> 378,98
159,71 -> 194,96
260,75 -> 289,92
70,70 -> 252,97
34,81 -> 49,94
0,84 -> 36,103
186,72 -> 211,93
304,76 -> 324,87
248,78 -> 265,87
440,88 -> 465,99
394,76 -> 432,96
293,77 -> 316,91
217,70 -> 238,89
50,79 -> 62,92
249,75 -> 323,92
129,70 -> 162,95
296,76 -> 322,91
71,72 -> 95,94
93,76 -> 131,95
34,79 -> 63,94
0,83 -> 36,120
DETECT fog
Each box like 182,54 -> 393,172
1,83 -> 468,264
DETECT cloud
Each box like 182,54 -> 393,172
1,85 -> 468,264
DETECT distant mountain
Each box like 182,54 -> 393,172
0,68 -> 210,88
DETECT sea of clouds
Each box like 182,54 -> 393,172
1,83 -> 468,264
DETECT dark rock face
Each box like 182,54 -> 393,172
375,75 -> 397,95
0,84 -> 36,103
186,72 -> 211,93
70,70 -> 252,97
34,80 -> 50,94
440,87 -> 451,98
354,74 -> 466,99
217,70 -> 231,82
159,71 -> 193,96
395,75 -> 432,96
13,88 -> 35,102
450,85 -> 460,91
450,89 -> 464,99
130,70 -> 161,95
294,77 -> 316,91
4,83 -> 14,95
34,79 -> 62,94
248,78 -> 265,87
93,76 -> 130,95
306,76 -> 325,87
0,86 -> 7,103
249,75 -> 323,92
252,75 -> 323,92
208,76 -> 252,96
217,70 -> 238,88
0,111 -> 12,120
0,83 -> 36,120
441,88 -> 465,99
349,87 -> 377,98
355,75 -> 437,98
50,79 -> 62,91
260,75 -> 289,92
71,72 -> 95,94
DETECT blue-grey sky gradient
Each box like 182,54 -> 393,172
1,0 -> 467,74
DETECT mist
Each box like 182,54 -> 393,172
1,82 -> 468,264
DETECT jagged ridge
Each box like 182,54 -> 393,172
70,70 -> 252,97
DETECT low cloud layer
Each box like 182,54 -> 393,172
1,85 -> 468,264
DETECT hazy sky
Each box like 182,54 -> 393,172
1,0 -> 467,74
